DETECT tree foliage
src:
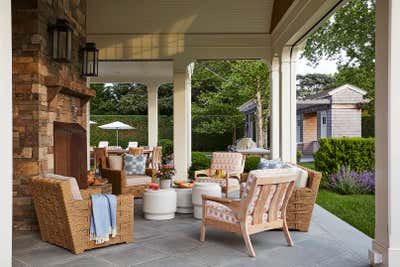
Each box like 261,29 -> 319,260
297,73 -> 336,98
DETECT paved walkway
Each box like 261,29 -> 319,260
13,202 -> 371,267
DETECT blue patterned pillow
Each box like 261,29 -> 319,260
123,154 -> 147,175
258,158 -> 286,169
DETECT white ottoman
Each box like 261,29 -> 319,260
143,189 -> 177,220
192,182 -> 222,219
175,188 -> 193,214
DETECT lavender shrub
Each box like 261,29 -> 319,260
327,166 -> 375,194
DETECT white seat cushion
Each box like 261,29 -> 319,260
286,164 -> 309,188
109,155 -> 123,171
126,175 -> 152,186
44,173 -> 82,200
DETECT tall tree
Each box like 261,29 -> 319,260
296,73 -> 336,98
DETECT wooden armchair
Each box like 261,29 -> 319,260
30,176 -> 134,254
200,170 -> 297,257
195,152 -> 245,197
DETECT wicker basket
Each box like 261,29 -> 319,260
30,177 -> 134,254
241,165 -> 321,232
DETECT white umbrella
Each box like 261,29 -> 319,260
98,121 -> 135,147
89,120 -> 97,124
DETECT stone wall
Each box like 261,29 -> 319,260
13,0 -> 91,231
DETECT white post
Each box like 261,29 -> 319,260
369,1 -> 400,266
147,84 -> 159,148
270,56 -> 280,159
280,46 -> 298,162
87,100 -> 91,170
173,61 -> 192,181
0,1 -> 13,265
187,63 -> 194,167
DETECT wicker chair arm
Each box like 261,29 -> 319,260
80,188 -> 102,200
146,168 -> 157,183
102,168 -> 125,195
195,169 -> 211,178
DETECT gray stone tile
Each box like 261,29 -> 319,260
96,244 -> 168,267
51,255 -> 116,267
12,257 -> 28,267
12,234 -> 52,257
133,224 -> 165,242
133,255 -> 205,267
141,235 -> 203,254
15,245 -> 77,266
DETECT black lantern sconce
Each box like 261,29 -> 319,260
49,19 -> 72,62
81,42 -> 99,77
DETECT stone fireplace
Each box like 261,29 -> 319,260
12,0 -> 94,231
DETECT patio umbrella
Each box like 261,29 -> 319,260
89,120 -> 97,124
98,121 -> 135,147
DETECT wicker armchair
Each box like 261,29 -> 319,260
30,176 -> 134,254
241,164 -> 321,232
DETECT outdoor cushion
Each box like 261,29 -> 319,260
205,200 -> 239,224
123,154 -> 147,175
109,155 -> 123,171
44,173 -> 83,200
211,152 -> 244,174
258,158 -> 285,169
285,164 -> 309,188
126,175 -> 152,186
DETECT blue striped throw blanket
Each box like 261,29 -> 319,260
90,194 -> 117,244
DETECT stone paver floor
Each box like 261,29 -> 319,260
13,201 -> 371,267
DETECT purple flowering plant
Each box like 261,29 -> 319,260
326,166 -> 375,194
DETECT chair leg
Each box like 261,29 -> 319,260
241,224 -> 255,257
283,220 -> 294,246
200,221 -> 206,242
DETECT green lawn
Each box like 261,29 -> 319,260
299,162 -> 375,238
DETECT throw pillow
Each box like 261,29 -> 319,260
285,164 -> 309,188
109,155 -> 123,171
258,158 -> 285,169
123,154 -> 147,175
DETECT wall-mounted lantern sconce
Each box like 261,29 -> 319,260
81,42 -> 99,77
49,19 -> 72,62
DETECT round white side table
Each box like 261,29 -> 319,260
175,188 -> 193,213
143,189 -> 177,220
192,182 -> 222,219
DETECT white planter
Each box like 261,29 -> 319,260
160,179 -> 171,189
192,182 -> 222,219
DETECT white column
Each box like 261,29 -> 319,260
86,100 -> 91,170
270,56 -> 280,159
147,84 -> 159,148
369,1 -> 400,266
173,62 -> 192,181
186,63 -> 194,167
280,47 -> 298,162
0,1 -> 12,265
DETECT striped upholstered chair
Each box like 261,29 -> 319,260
200,169 -> 297,257
195,152 -> 245,197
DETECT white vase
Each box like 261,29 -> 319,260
160,179 -> 171,189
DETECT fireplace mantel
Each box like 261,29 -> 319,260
45,76 -> 96,106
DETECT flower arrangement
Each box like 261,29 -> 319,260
157,163 -> 175,180
326,166 -> 375,194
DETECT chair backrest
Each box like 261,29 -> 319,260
210,152 -> 245,174
98,141 -> 109,148
93,147 -> 108,170
151,146 -> 162,169
127,141 -> 138,149
129,147 -> 144,155
241,169 -> 296,226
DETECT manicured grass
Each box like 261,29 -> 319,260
299,161 -> 375,238
316,189 -> 375,237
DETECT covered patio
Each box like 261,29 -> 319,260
1,0 -> 399,266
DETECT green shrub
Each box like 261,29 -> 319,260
188,152 -> 211,178
297,151 -> 302,163
159,139 -> 173,158
314,137 -> 375,179
244,157 -> 260,172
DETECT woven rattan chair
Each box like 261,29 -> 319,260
30,176 -> 134,254
195,152 -> 245,197
241,164 -> 321,232
128,147 -> 144,155
200,170 -> 297,257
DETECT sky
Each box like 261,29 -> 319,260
296,55 -> 338,75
